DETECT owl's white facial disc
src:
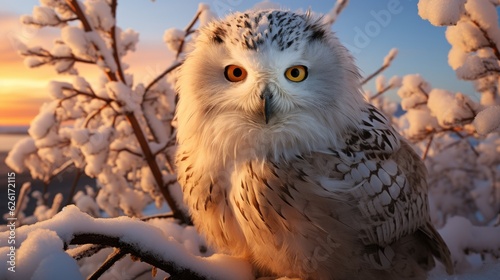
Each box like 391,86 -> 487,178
176,10 -> 365,163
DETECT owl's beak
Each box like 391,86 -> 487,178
260,87 -> 273,124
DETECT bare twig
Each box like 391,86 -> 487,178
467,15 -> 500,61
144,8 -> 202,95
83,103 -> 109,127
109,0 -> 126,83
360,64 -> 389,86
111,147 -> 143,157
23,49 -> 95,64
65,0 -> 189,223
453,132 -> 479,156
68,244 -> 107,260
324,0 -> 349,26
14,183 -> 31,223
144,60 -> 182,94
70,233 -> 207,280
176,10 -> 202,60
47,160 -> 74,183
88,248 -> 127,280
65,169 -> 83,206
369,84 -> 392,101
422,135 -> 434,160
65,0 -> 118,81
141,212 -> 175,221
126,112 -> 190,224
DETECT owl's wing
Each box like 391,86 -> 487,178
316,105 -> 453,273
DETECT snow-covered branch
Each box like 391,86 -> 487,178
9,0 -> 205,223
0,206 -> 253,280
360,48 -> 398,86
323,0 -> 349,26
418,0 -> 500,105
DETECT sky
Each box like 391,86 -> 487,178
0,0 -> 480,127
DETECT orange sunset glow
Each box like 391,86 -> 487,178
0,13 -> 172,127
0,60 -> 53,126
0,13 -> 61,127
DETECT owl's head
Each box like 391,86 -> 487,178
176,9 -> 365,164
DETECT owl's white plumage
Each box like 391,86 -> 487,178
175,9 -> 453,280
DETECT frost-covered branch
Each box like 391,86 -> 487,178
145,6 -> 204,95
86,248 -> 126,280
360,48 -> 398,86
418,0 -> 500,105
125,112 -> 188,223
439,216 -> 500,269
0,206 -> 253,280
9,0 -> 202,223
109,0 -> 126,83
369,75 -> 402,101
323,0 -> 349,26
71,233 -> 206,280
64,169 -> 83,206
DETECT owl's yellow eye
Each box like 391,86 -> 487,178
224,65 -> 247,82
285,65 -> 308,82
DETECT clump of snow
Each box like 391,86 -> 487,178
48,81 -> 72,99
74,187 -> 100,217
106,81 -> 141,112
28,101 -> 58,139
21,6 -> 60,27
198,3 -> 210,12
24,56 -> 44,68
0,228 -> 82,280
5,137 -> 36,173
456,56 -> 500,81
397,74 -> 430,110
198,3 -> 217,26
476,133 -> 500,172
71,128 -> 90,145
446,21 -> 488,53
427,89 -> 456,127
400,109 -> 437,140
117,28 -> 139,56
61,26 -> 93,59
473,106 -> 500,135
73,76 -> 91,92
0,205 -> 254,280
33,193 -> 63,222
418,0 -> 465,26
164,28 -> 185,53
51,43 -> 75,73
32,6 -> 59,26
375,75 -> 385,92
448,47 -> 469,70
323,0 -> 349,25
33,250 -> 84,280
81,127 -> 113,176
438,216 -> 500,270
86,31 -> 118,72
428,90 -> 479,128
388,76 -> 402,88
383,48 -> 398,67
84,0 -> 115,31
464,0 -> 498,30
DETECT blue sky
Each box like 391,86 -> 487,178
0,0 -> 479,101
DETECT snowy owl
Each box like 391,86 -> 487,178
175,9 -> 453,280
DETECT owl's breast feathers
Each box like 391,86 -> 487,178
177,104 -> 453,278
